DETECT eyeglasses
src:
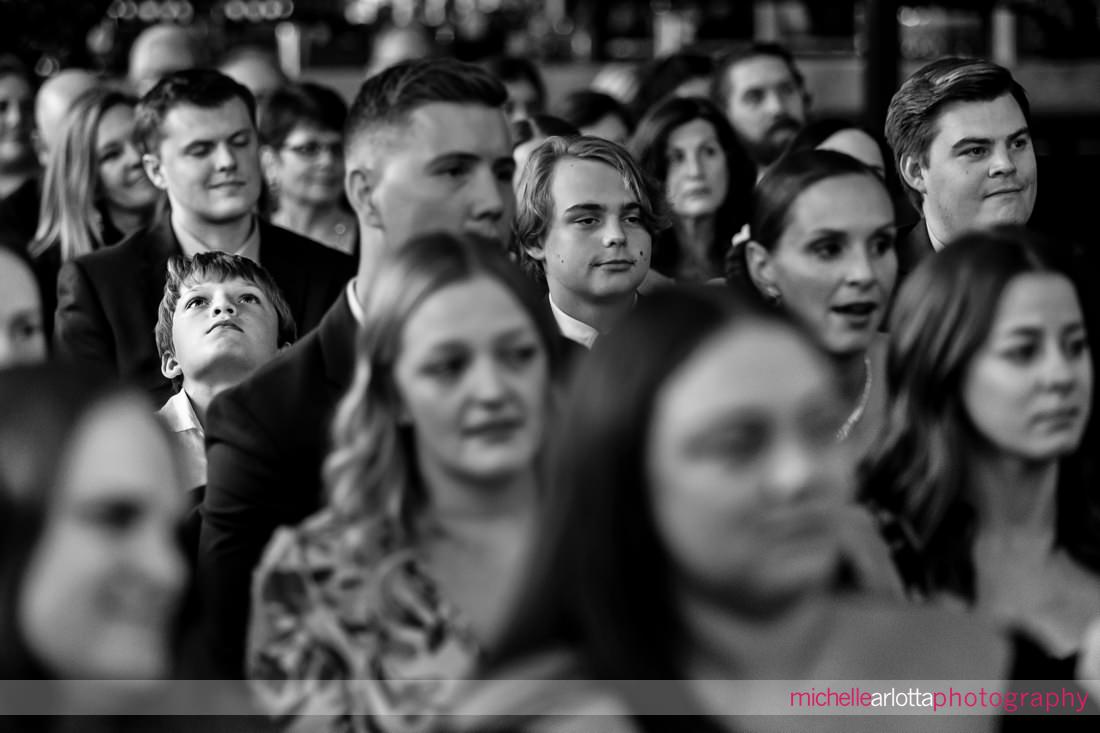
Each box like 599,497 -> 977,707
281,141 -> 343,159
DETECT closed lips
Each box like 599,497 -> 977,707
207,322 -> 243,334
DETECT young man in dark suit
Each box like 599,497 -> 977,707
199,58 -> 516,674
54,69 -> 354,405
884,58 -> 1036,283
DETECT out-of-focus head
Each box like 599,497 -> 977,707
630,95 -> 754,225
784,117 -> 890,179
0,366 -> 186,683
888,226 -> 1090,465
218,46 -> 288,101
325,232 -> 560,528
632,52 -> 715,119
510,114 -> 578,190
135,69 -> 261,227
0,246 -> 47,367
344,59 -> 514,249
885,57 -> 1035,242
555,90 -> 635,146
259,82 -> 348,209
514,135 -> 661,302
494,287 -> 851,678
740,149 -> 897,358
484,56 -> 546,122
0,56 -> 36,174
366,21 -> 436,78
127,23 -> 203,97
33,69 -> 100,164
155,252 -> 295,391
713,43 -> 808,168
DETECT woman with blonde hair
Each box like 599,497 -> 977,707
248,232 -> 562,732
28,87 -> 162,328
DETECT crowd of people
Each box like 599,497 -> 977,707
1,19 -> 1098,732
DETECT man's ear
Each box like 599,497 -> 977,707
143,153 -> 168,191
898,152 -> 928,197
346,165 -> 383,230
161,351 -> 182,380
745,241 -> 777,298
522,240 -> 546,263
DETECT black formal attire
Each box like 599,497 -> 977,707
53,216 -> 354,405
199,290 -> 357,675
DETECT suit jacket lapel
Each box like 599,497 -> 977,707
139,217 -> 183,314
318,289 -> 358,392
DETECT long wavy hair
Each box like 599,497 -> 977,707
629,95 -> 755,280
29,88 -> 161,263
323,232 -> 562,541
860,226 -> 1100,596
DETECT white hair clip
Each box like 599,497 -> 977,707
731,223 -> 753,250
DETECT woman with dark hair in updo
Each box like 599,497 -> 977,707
728,149 -> 898,457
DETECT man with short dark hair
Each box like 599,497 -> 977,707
885,57 -> 1036,280
712,42 -> 809,172
54,69 -> 353,404
199,58 -> 515,674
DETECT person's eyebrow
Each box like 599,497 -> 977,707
563,203 -> 607,215
425,151 -> 479,170
950,127 -> 1029,152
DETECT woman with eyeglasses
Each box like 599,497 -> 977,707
258,82 -> 357,255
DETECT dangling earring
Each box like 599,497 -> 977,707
767,287 -> 783,306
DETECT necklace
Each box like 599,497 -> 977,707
836,356 -> 872,442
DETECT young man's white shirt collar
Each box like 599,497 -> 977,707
548,293 -> 600,350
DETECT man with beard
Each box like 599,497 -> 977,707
712,43 -> 809,176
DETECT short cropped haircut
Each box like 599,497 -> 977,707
154,252 -> 296,365
514,135 -> 666,281
712,42 -> 805,112
134,69 -> 257,156
885,57 -> 1031,210
258,81 -> 348,148
344,58 -> 507,147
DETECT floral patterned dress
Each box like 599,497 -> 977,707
247,509 -> 480,733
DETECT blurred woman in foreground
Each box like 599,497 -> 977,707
248,233 -> 561,732
450,287 -> 1009,733
0,366 -> 186,725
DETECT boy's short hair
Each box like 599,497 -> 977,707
154,252 -> 296,364
134,69 -> 257,156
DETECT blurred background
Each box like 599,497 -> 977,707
2,0 -> 1097,177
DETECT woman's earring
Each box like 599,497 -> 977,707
767,288 -> 783,306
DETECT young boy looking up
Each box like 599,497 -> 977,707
154,251 -> 296,488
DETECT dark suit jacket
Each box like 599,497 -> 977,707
199,291 -> 357,675
895,218 -> 935,286
54,217 -> 354,405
